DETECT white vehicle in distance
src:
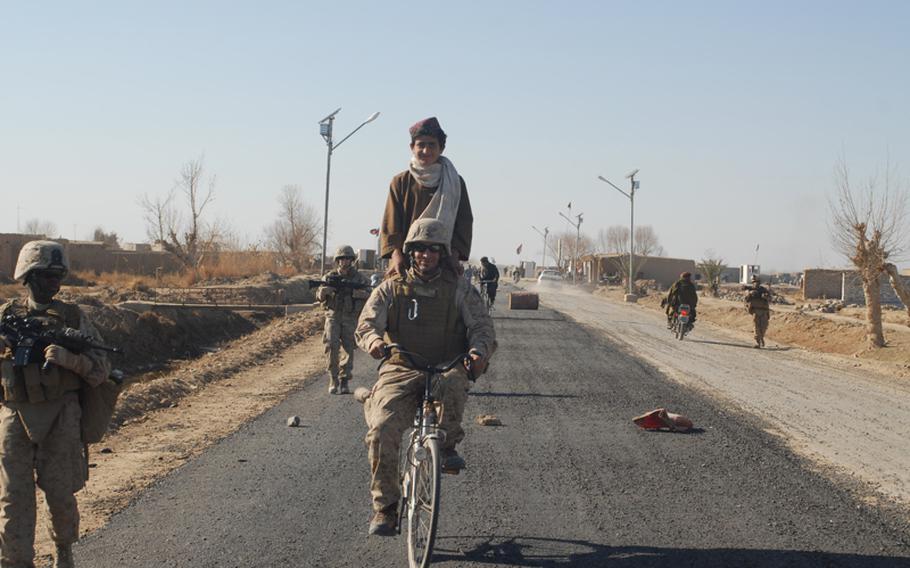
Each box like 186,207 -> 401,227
537,270 -> 563,285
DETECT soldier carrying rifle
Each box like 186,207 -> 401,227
0,241 -> 113,568
313,246 -> 371,394
744,275 -> 772,349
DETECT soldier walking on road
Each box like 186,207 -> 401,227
355,219 -> 495,536
0,241 -> 111,568
316,246 -> 371,394
745,275 -> 772,348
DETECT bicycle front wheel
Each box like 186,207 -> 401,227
407,437 -> 441,568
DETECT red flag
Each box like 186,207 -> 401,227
516,244 -> 523,255
369,228 -> 379,236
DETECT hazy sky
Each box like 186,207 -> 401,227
2,1 -> 908,273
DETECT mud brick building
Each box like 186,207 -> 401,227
802,267 -> 909,306
0,233 -> 182,280
581,254 -> 698,290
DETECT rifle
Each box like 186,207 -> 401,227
306,274 -> 371,291
0,314 -> 123,371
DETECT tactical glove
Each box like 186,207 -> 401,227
44,345 -> 95,377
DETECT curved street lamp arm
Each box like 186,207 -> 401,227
333,112 -> 381,150
597,175 -> 630,199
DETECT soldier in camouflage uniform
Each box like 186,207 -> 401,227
0,241 -> 111,568
316,246 -> 371,394
355,219 -> 495,536
745,275 -> 772,348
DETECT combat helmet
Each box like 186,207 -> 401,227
403,218 -> 450,256
334,245 -> 356,261
14,240 -> 69,281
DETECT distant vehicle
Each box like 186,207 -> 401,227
537,270 -> 562,285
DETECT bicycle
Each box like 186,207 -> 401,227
477,280 -> 496,314
379,344 -> 472,568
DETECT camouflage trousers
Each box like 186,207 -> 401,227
0,397 -> 86,568
362,364 -> 470,512
752,310 -> 770,344
323,312 -> 358,387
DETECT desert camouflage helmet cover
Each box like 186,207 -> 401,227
334,245 -> 356,260
14,240 -> 69,281
403,218 -> 450,255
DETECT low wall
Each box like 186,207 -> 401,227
0,234 -> 183,279
842,273 -> 909,306
803,269 -> 849,300
803,267 -> 908,306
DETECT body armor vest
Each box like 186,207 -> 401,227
746,287 -> 771,311
323,268 -> 364,316
385,271 -> 467,368
0,300 -> 83,403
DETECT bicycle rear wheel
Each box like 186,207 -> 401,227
407,437 -> 441,568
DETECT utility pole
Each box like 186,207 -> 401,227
531,225 -> 549,271
317,108 -> 380,274
597,169 -> 640,302
558,211 -> 584,285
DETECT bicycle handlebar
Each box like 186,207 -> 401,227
380,343 -> 473,376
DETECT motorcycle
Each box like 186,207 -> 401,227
671,303 -> 693,340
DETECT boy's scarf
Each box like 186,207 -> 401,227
409,155 -> 461,249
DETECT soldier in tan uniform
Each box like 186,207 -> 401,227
0,241 -> 111,568
355,219 -> 495,536
745,275 -> 772,348
316,246 -> 371,394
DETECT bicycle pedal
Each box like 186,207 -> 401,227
441,467 -> 462,475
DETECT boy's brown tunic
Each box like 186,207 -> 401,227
380,171 -> 473,261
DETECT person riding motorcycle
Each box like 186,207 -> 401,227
664,272 -> 698,329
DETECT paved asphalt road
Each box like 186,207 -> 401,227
75,286 -> 910,567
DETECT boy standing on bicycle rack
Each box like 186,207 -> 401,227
356,218 -> 496,536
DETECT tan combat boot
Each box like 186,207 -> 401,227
54,542 -> 75,568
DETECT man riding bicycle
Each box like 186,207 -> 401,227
478,256 -> 499,308
355,218 -> 496,536
664,271 -> 698,328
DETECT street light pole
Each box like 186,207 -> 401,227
318,108 -> 380,275
597,170 -> 639,302
531,225 -> 550,271
558,211 -> 583,285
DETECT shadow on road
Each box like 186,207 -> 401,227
432,535 -> 910,567
469,392 -> 579,399
687,338 -> 763,350
688,338 -> 794,352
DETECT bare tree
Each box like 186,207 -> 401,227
883,263 -> 910,323
601,225 -> 664,286
92,227 -> 120,248
23,219 -> 57,237
139,156 -> 219,275
634,226 -> 665,257
138,190 -> 175,244
600,225 -> 663,256
829,157 -> 908,348
551,231 -> 595,273
698,249 -> 726,297
267,185 -> 321,271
